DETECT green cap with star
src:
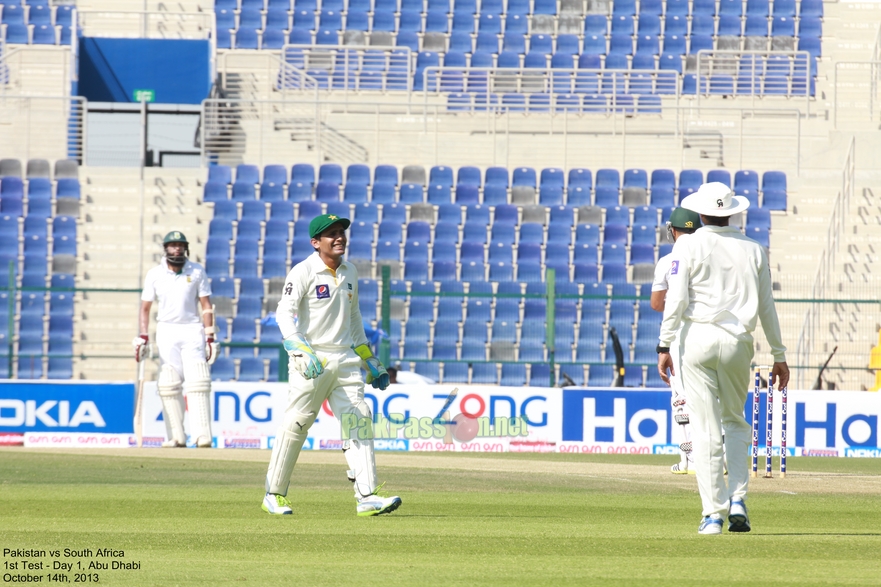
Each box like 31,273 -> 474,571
309,214 -> 351,238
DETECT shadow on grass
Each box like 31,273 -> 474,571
757,532 -> 881,536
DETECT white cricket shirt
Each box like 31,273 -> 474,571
141,258 -> 211,324
276,252 -> 369,349
659,226 -> 786,361
651,251 -> 675,293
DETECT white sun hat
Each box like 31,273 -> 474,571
680,181 -> 751,217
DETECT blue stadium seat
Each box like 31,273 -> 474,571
761,189 -> 787,211
208,165 -> 232,184
717,14 -> 742,36
799,0 -> 823,18
210,357 -> 235,380
203,181 -> 229,202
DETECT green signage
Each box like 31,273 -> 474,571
133,89 -> 155,103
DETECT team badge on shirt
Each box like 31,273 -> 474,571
671,260 -> 680,275
316,284 -> 330,299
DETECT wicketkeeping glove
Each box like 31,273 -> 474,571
353,344 -> 389,390
132,334 -> 148,362
283,334 -> 325,380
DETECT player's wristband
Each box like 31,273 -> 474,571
353,343 -> 374,361
656,345 -> 670,354
204,326 -> 215,336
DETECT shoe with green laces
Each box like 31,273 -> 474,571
262,493 -> 293,515
356,484 -> 401,517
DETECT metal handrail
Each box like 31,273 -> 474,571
198,95 -> 802,172
695,49 -> 815,114
794,136 -> 856,388
833,60 -> 881,129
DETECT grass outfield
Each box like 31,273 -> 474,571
2,449 -> 880,587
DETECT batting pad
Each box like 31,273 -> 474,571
158,365 -> 186,445
265,409 -> 317,495
343,438 -> 379,499
184,361 -> 213,445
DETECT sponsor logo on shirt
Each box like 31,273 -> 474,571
316,284 -> 330,299
283,282 -> 293,295
670,260 -> 679,275
347,283 -> 353,290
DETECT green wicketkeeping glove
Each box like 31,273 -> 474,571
284,334 -> 325,380
353,344 -> 389,390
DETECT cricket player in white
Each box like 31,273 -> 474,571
651,207 -> 701,475
658,183 -> 789,535
134,231 -> 219,448
262,214 -> 402,517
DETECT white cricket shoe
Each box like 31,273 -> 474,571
728,500 -> 751,533
357,494 -> 402,517
161,439 -> 186,448
262,493 -> 293,515
698,514 -> 723,535
195,435 -> 212,448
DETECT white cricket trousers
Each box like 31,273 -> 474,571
678,321 -> 753,518
286,346 -> 368,437
155,322 -> 205,379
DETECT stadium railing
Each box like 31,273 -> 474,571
795,136 -> 856,389
198,96 -> 804,173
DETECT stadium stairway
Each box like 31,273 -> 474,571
0,45 -> 71,96
75,167 -> 207,380
72,0 -> 213,38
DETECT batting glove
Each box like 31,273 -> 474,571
353,344 -> 389,390
204,327 -> 220,366
283,334 -> 325,380
132,334 -> 148,363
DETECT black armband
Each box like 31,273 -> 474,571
656,345 -> 670,354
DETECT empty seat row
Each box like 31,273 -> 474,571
216,0 -> 823,20
206,162 -> 786,192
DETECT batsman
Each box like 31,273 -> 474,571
135,231 -> 219,448
262,214 -> 402,517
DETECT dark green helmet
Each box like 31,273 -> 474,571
162,231 -> 188,245
162,231 -> 189,264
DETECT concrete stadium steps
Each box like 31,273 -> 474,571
0,46 -> 79,162
206,100 -> 807,172
74,0 -> 213,39
814,2 -> 881,131
75,167 -> 210,380
0,95 -> 81,163
0,45 -> 71,96
217,51 -> 284,101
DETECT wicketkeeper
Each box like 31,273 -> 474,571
262,214 -> 401,517
135,231 -> 219,448
651,208 -> 701,475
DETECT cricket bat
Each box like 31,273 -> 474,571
134,359 -> 146,448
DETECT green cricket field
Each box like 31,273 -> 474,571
1,448 -> 879,586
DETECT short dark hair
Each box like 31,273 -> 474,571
700,215 -> 729,227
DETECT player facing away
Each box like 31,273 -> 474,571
657,183 -> 789,535
651,207 -> 701,475
134,231 -> 219,448
262,214 -> 402,517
